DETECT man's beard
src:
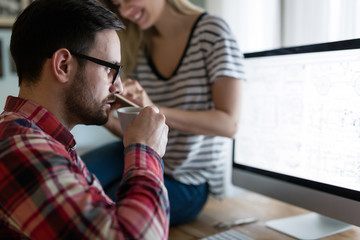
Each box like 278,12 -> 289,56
64,69 -> 110,126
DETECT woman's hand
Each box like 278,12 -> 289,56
122,78 -> 154,107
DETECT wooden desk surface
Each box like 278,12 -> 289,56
169,191 -> 360,240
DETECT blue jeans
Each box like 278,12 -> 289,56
81,141 -> 208,226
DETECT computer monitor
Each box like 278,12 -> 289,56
232,38 -> 360,239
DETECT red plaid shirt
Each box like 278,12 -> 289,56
0,96 -> 169,239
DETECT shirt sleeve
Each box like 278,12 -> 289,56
0,135 -> 169,240
202,15 -> 246,84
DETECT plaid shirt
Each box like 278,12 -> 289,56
0,96 -> 169,240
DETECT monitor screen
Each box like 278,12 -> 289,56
232,38 -> 360,238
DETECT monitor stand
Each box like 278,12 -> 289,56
266,213 -> 352,240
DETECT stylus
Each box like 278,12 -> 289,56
214,217 -> 258,228
114,93 -> 140,108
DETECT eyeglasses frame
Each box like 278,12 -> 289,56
70,51 -> 123,85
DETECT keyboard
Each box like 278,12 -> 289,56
200,229 -> 255,240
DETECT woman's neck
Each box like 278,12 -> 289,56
153,4 -> 199,39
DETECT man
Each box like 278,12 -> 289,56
0,0 -> 169,239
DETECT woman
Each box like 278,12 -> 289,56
84,0 -> 245,226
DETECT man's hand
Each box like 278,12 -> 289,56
123,106 -> 168,157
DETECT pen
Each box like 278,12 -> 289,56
114,93 -> 140,108
214,217 -> 258,228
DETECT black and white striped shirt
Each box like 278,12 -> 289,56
129,12 -> 245,197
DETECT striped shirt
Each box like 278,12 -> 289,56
130,13 -> 245,196
0,96 -> 169,239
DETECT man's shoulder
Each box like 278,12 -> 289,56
0,115 -> 68,159
0,113 -> 42,138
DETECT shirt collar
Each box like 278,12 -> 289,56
4,96 -> 76,150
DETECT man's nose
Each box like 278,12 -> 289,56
110,76 -> 123,94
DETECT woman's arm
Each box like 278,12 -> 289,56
159,77 -> 242,138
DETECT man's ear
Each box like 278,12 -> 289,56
51,48 -> 74,84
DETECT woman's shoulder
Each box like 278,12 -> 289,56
196,12 -> 232,35
199,12 -> 227,23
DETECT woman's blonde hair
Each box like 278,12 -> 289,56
101,0 -> 204,77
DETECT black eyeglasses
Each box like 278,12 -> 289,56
70,51 -> 123,85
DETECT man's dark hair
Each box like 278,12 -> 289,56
10,0 -> 125,86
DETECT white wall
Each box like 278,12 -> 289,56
205,0 -> 360,51
71,125 -> 118,154
205,0 -> 281,53
0,30 -> 19,109
282,0 -> 360,47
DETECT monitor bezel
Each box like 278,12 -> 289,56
244,38 -> 360,58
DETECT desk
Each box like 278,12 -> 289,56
169,191 -> 360,240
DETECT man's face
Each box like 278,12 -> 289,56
65,30 -> 122,126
